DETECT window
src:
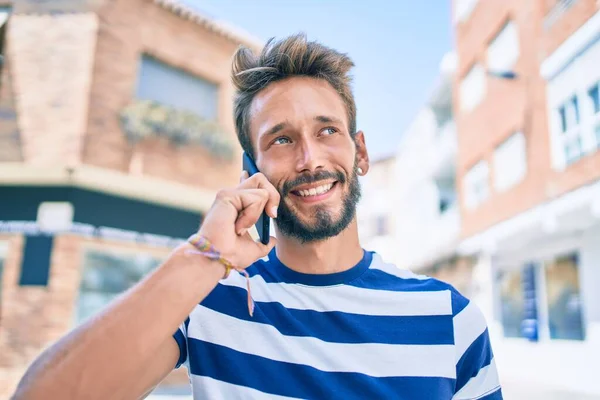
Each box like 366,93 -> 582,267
487,21 -> 520,73
464,160 -> 489,209
498,268 -> 526,338
454,0 -> 479,23
557,95 -> 584,165
460,64 -> 487,112
545,253 -> 585,340
436,177 -> 456,214
589,82 -> 600,148
497,252 -> 585,342
76,249 -> 163,323
135,55 -> 219,121
493,132 -> 527,192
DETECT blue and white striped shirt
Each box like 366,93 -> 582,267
173,250 -> 502,399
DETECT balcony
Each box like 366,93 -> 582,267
395,202 -> 461,271
429,120 -> 457,179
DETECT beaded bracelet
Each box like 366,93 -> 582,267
186,233 -> 255,317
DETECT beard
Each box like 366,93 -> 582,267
275,162 -> 362,243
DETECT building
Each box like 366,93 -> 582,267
357,154 -> 397,261
357,52 -> 479,297
391,54 -> 476,294
0,0 -> 261,397
453,0 -> 600,396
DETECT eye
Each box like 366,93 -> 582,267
273,137 -> 291,145
321,127 -> 338,136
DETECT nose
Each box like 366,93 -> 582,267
295,137 -> 326,173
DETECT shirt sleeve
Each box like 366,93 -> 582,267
452,290 -> 503,400
172,317 -> 190,369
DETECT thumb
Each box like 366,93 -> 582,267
253,235 -> 277,259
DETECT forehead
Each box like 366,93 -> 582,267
248,77 -> 348,140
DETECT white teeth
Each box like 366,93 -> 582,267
297,183 -> 333,197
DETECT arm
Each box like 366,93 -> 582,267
12,173 -> 279,400
452,295 -> 503,400
12,246 -> 224,400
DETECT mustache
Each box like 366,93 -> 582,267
281,170 -> 346,195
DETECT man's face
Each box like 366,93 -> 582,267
249,77 -> 368,243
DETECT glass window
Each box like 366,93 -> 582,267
135,55 -> 219,121
487,21 -> 520,73
564,136 -> 583,165
76,249 -> 163,323
558,95 -> 580,133
498,268 -> 526,338
460,64 -> 487,112
493,132 -> 527,192
589,83 -> 599,115
557,95 -> 584,166
545,253 -> 585,341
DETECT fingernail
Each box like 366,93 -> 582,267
238,228 -> 247,236
271,206 -> 278,218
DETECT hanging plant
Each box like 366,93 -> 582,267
119,100 -> 235,160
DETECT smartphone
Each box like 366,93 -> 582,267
242,152 -> 271,245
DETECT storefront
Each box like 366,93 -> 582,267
459,179 -> 600,396
0,184 -> 204,396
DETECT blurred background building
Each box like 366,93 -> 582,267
360,0 -> 600,397
454,0 -> 600,397
0,0 -> 259,397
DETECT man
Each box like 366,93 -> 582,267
13,34 -> 502,399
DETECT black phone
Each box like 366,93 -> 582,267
242,151 -> 271,245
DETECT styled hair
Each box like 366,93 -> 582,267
231,33 -> 356,158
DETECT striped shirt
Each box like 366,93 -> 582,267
173,249 -> 502,399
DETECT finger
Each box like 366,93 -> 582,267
233,189 -> 269,234
235,198 -> 268,235
240,173 -> 280,218
251,235 -> 277,259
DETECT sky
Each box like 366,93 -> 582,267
185,0 -> 454,160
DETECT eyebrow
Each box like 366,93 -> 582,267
314,115 -> 343,125
264,122 -> 289,137
262,115 -> 344,137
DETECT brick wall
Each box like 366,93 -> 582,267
0,233 -> 188,398
453,0 -> 600,238
83,0 -> 246,191
7,12 -> 99,167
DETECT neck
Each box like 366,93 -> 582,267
274,219 -> 364,275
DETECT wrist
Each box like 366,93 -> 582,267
168,243 -> 227,282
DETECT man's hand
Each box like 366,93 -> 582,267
198,172 -> 279,268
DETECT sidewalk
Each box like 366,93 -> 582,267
502,381 -> 600,400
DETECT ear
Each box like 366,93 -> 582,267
353,131 -> 370,176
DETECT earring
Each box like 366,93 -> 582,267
358,167 -> 364,175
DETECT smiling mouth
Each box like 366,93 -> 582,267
291,182 -> 337,197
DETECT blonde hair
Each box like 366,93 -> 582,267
231,33 -> 356,157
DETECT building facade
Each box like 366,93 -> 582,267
454,0 -> 600,395
357,154 -> 397,261
357,52 -> 480,297
0,0 -> 260,397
